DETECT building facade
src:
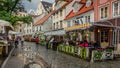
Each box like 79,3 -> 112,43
33,0 -> 52,35
93,0 -> 120,50
64,0 -> 94,42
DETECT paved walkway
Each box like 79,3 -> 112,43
3,42 -> 120,68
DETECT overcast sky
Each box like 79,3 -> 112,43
22,0 -> 55,12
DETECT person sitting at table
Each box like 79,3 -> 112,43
89,41 -> 94,48
79,41 -> 84,47
94,41 -> 101,48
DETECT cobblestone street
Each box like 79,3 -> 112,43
2,42 -> 120,68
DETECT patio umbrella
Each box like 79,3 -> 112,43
0,20 -> 14,30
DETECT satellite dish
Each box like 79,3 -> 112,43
86,0 -> 92,7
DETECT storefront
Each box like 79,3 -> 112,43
92,18 -> 120,48
64,23 -> 94,43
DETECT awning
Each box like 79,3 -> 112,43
44,29 -> 65,36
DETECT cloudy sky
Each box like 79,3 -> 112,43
22,0 -> 55,12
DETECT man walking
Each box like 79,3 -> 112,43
35,37 -> 39,51
21,36 -> 24,48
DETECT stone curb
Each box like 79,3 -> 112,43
1,46 -> 15,68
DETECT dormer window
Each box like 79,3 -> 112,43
72,1 -> 82,13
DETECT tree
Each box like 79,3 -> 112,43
0,0 -> 33,27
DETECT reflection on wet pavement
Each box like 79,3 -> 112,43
24,42 -> 119,68
6,42 -> 120,68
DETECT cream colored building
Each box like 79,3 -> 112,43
15,12 -> 33,36
35,0 -> 52,15
44,0 -> 71,36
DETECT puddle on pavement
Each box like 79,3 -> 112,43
24,62 -> 42,68
23,45 -> 45,68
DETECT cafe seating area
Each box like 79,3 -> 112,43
48,44 -> 114,62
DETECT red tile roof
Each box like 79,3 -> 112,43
33,0 -> 72,26
65,0 -> 94,20
53,0 -> 72,14
33,11 -> 55,26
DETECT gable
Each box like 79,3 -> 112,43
54,1 -> 67,10
73,2 -> 83,13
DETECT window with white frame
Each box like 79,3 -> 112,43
85,15 -> 90,23
60,21 -> 62,28
53,23 -> 55,30
113,1 -> 120,17
60,10 -> 62,16
100,6 -> 108,19
56,22 -> 58,29
67,21 -> 71,27
74,16 -> 83,25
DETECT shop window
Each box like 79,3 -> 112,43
101,30 -> 108,42
100,6 -> 108,19
113,1 -> 120,17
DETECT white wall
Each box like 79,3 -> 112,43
66,10 -> 94,27
36,1 -> 45,15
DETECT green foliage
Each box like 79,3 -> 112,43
0,0 -> 32,27
0,11 -> 33,27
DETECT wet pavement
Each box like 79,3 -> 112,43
3,42 -> 120,68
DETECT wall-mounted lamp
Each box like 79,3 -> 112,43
98,29 -> 100,33
109,29 -> 112,32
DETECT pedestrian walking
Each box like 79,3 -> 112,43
35,37 -> 39,51
21,36 -> 24,48
15,36 -> 19,48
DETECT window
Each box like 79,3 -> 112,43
113,1 -> 120,17
100,6 -> 108,19
74,16 -> 83,25
39,26 -> 41,31
85,15 -> 90,23
60,21 -> 63,28
56,12 -> 58,19
56,22 -> 58,29
75,20 -> 79,25
53,23 -> 55,30
60,10 -> 62,16
67,21 -> 71,27
101,30 -> 108,42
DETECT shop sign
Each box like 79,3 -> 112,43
64,23 -> 91,31
44,30 -> 65,36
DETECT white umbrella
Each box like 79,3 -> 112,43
0,20 -> 14,29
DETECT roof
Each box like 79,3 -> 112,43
65,0 -> 93,20
41,1 -> 52,12
53,0 -> 72,14
33,11 -> 55,26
